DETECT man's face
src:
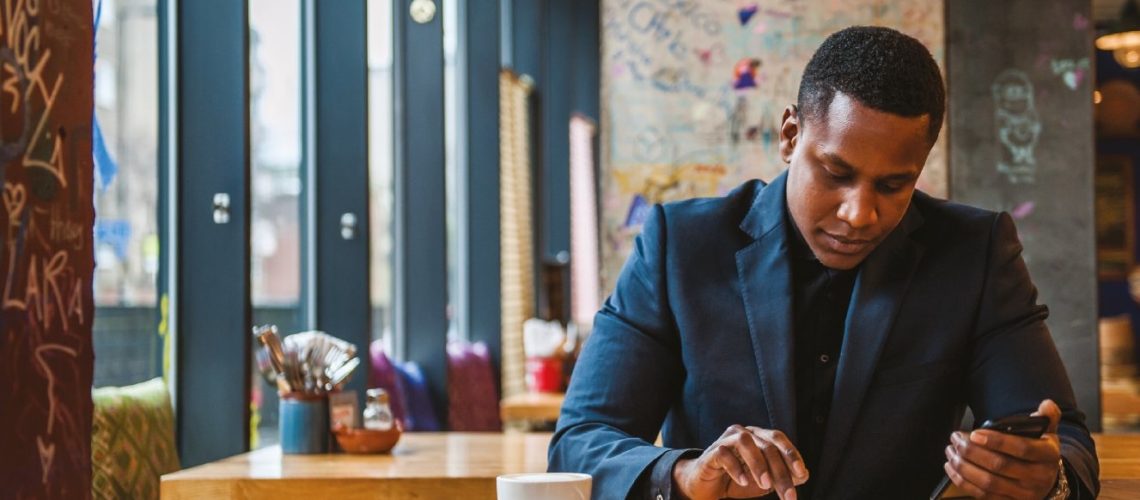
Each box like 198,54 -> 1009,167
779,92 -> 933,270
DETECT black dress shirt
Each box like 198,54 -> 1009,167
787,221 -> 857,499
636,220 -> 856,500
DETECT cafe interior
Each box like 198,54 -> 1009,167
3,0 -> 1140,498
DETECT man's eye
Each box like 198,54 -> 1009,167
877,182 -> 905,193
824,168 -> 849,181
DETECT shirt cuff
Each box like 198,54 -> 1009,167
647,448 -> 703,500
1062,459 -> 1092,500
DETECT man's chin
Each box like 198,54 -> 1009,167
815,251 -> 868,270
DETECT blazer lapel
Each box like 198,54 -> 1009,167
735,173 -> 798,441
812,205 -> 926,495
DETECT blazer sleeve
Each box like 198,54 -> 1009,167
967,212 -> 1099,497
547,204 -> 692,499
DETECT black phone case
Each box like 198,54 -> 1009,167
977,415 -> 1049,438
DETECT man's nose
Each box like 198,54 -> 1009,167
837,188 -> 878,229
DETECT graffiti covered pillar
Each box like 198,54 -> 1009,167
0,0 -> 97,498
948,0 -> 1099,428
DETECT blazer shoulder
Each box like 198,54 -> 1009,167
658,179 -> 763,240
911,191 -> 1003,243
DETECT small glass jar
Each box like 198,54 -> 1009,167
363,388 -> 394,431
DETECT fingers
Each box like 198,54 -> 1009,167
1031,399 -> 1061,434
943,460 -> 987,498
946,431 -> 1059,499
682,425 -> 802,500
968,430 -> 1060,464
945,444 -> 1025,499
942,461 -> 1017,499
700,425 -> 809,500
717,424 -> 742,440
707,444 -> 749,488
744,427 -> 805,500
950,432 -> 1027,481
747,427 -> 810,483
734,431 -> 773,490
703,425 -> 769,491
757,435 -> 797,500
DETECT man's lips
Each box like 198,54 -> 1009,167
821,231 -> 873,255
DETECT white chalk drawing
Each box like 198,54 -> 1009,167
992,69 -> 1041,184
1049,57 -> 1089,91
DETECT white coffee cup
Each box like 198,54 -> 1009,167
497,472 -> 592,500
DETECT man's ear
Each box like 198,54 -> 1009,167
779,104 -> 800,164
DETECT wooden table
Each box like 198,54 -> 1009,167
161,433 -> 551,499
1094,433 -> 1140,498
499,392 -> 564,422
162,432 -> 1140,499
1104,384 -> 1140,416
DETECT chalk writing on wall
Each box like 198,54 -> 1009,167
0,0 -> 96,498
600,0 -> 946,293
1050,57 -> 1089,91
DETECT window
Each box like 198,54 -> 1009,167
248,0 -> 303,449
92,0 -> 163,389
370,0 -> 466,354
444,0 -> 465,341
369,0 -> 396,353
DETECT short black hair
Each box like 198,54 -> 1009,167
797,26 -> 945,143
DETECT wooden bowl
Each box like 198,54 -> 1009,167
333,425 -> 402,454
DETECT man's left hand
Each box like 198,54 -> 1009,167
944,399 -> 1063,499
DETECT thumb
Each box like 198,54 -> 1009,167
1031,399 -> 1061,434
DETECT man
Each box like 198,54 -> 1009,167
548,26 -> 1099,499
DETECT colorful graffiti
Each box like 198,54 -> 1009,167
600,0 -> 947,292
0,1 -> 96,497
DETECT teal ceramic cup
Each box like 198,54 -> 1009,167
280,395 -> 329,454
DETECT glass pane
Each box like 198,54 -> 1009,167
443,0 -> 464,342
369,0 -> 395,353
92,0 -> 163,389
249,0 -> 303,449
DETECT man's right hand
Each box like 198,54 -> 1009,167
671,425 -> 810,500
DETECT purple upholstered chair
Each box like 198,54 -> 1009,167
370,340 -> 441,431
446,341 -> 502,431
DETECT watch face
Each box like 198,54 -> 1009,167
409,0 -> 436,24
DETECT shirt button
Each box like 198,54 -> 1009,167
814,415 -> 826,424
819,354 -> 830,364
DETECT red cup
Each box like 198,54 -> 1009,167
525,356 -> 564,393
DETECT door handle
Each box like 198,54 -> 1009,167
340,212 -> 358,240
213,193 -> 230,224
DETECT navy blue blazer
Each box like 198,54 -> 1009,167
549,173 -> 1098,499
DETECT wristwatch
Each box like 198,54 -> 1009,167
1046,459 -> 1070,500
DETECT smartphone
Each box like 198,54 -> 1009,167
928,414 -> 1050,500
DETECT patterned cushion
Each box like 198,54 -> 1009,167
91,378 -> 180,500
